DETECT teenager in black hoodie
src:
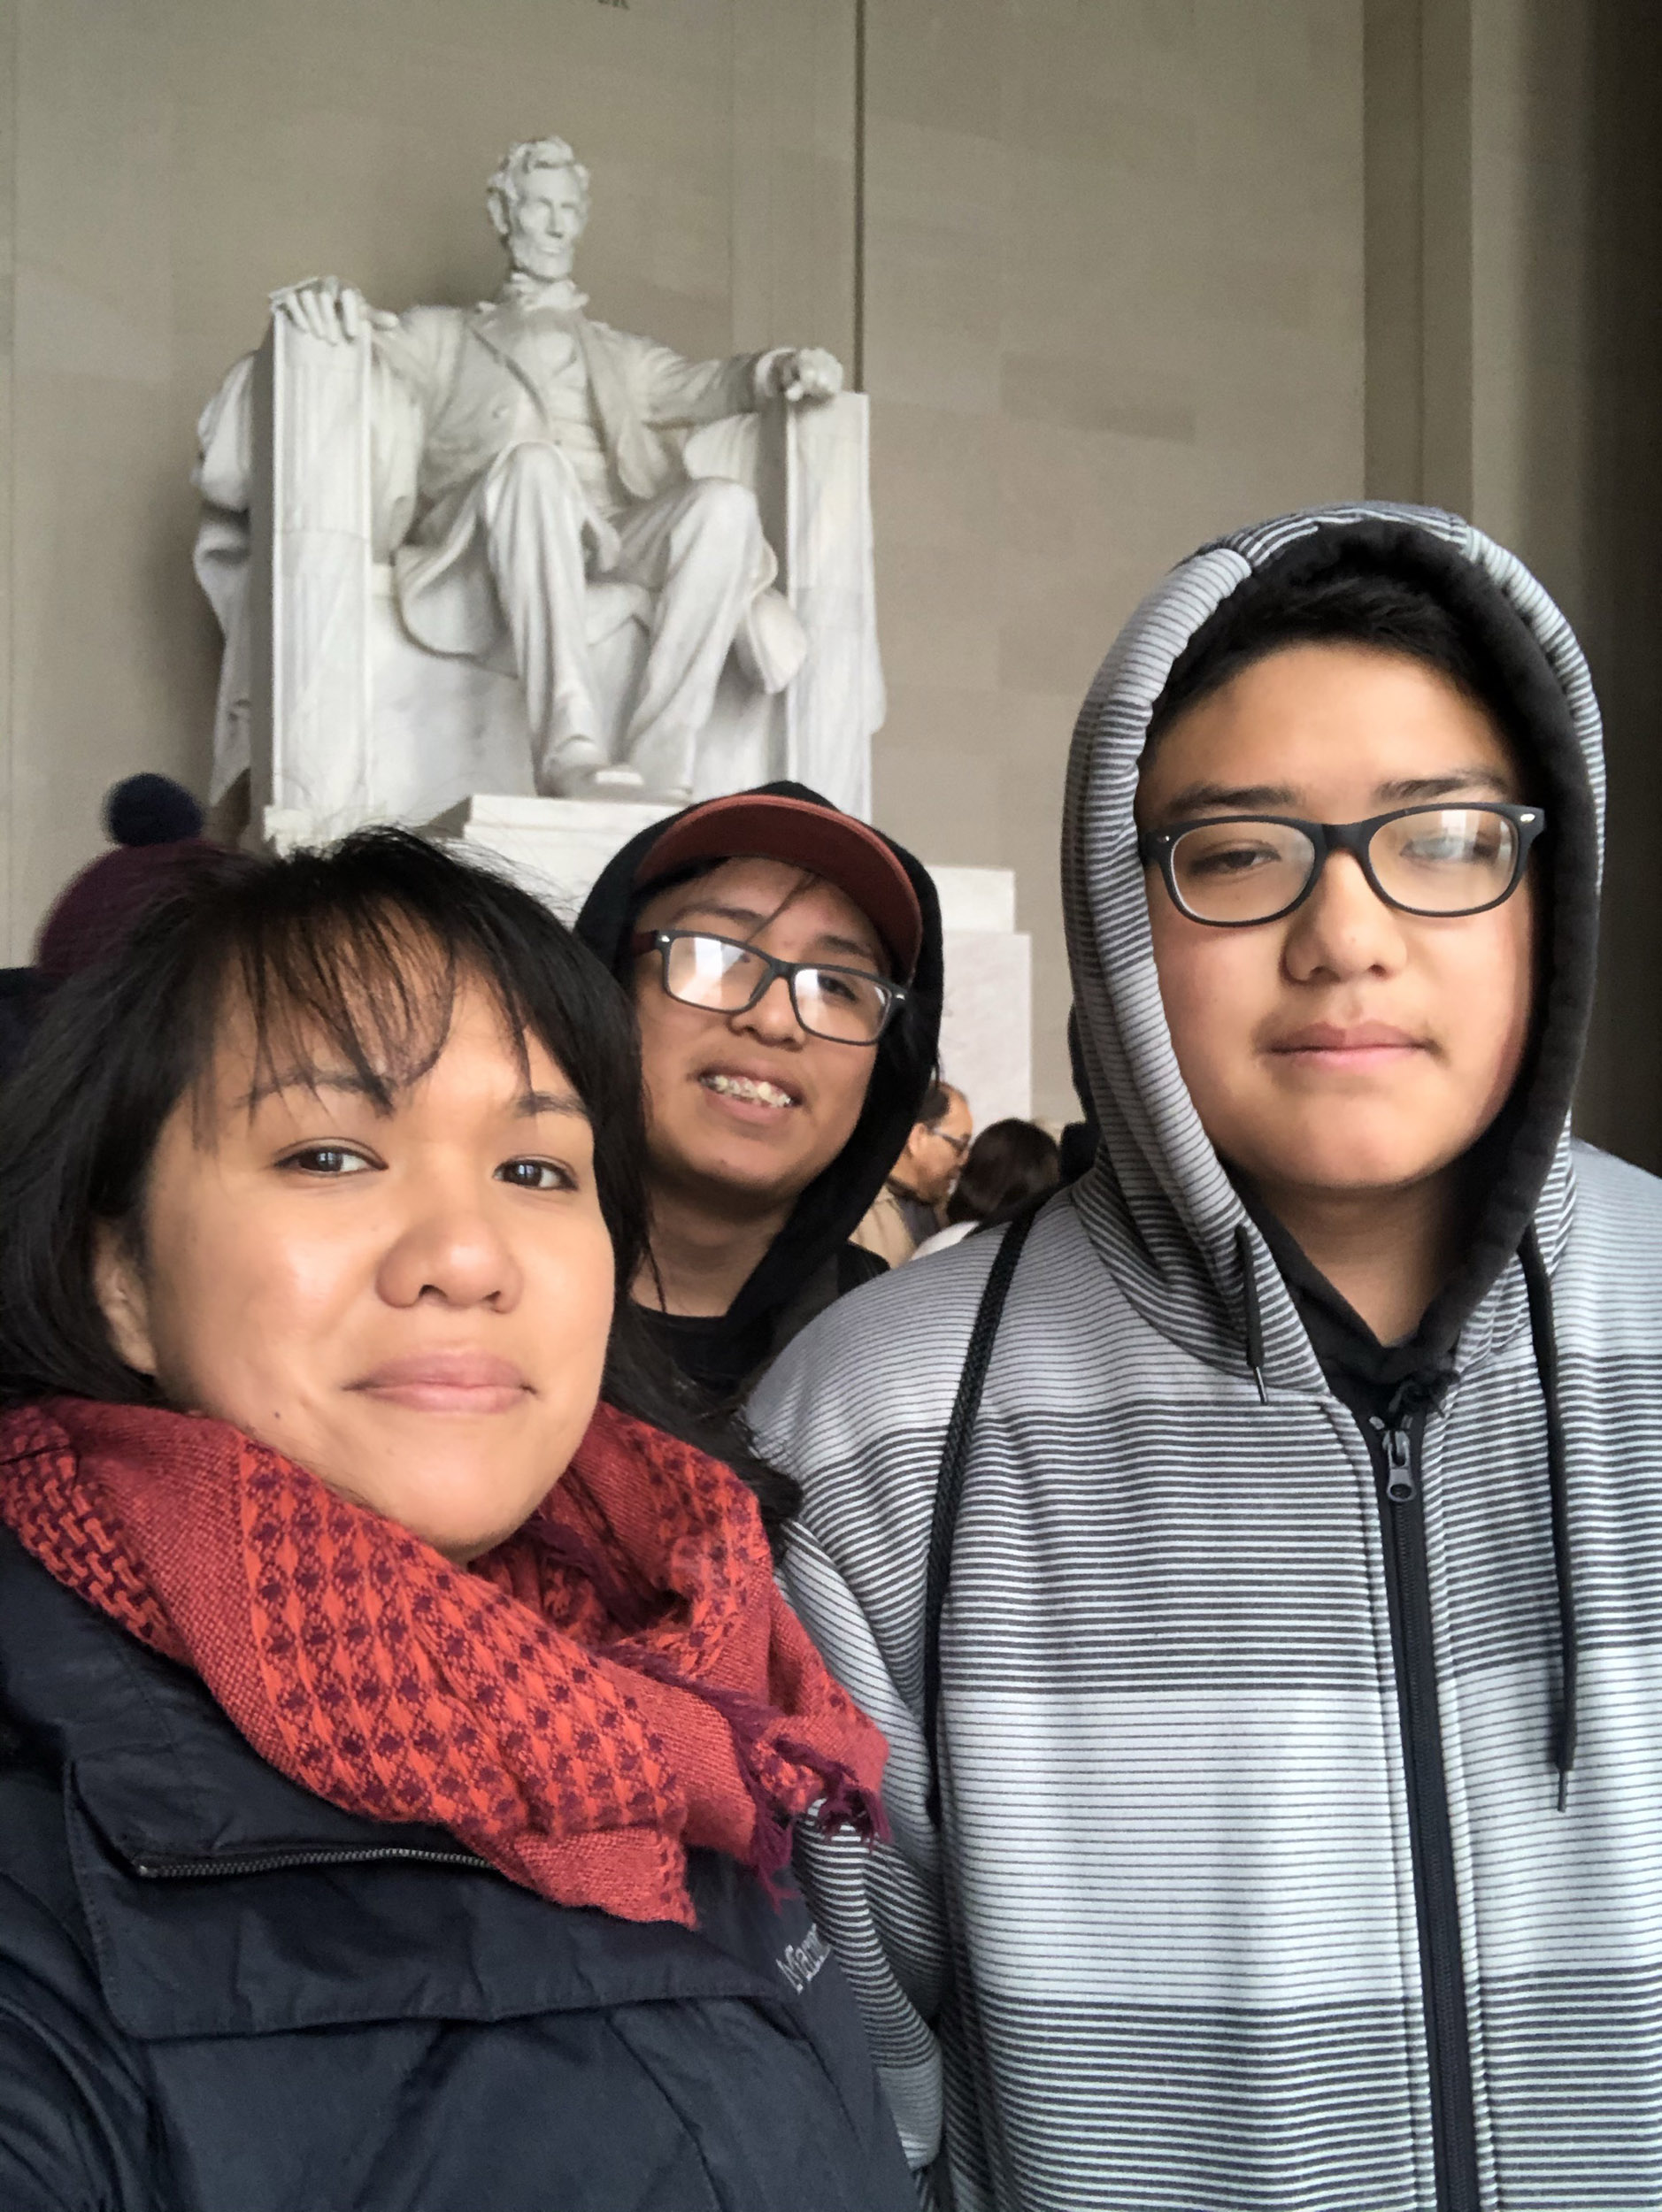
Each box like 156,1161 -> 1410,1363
577,784 -> 943,1398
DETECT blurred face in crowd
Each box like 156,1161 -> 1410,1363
1136,642 -> 1536,1220
896,1087 -> 973,1208
92,968 -> 615,1563
631,856 -> 885,1226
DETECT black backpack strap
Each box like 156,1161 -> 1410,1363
922,1204 -> 1041,1825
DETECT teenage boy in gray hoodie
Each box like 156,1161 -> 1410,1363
751,506 -> 1658,2212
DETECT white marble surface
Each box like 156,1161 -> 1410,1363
928,863 -> 1031,1125
433,793 -> 674,919
939,927 -> 1034,1128
930,864 -> 1017,934
256,314 -> 374,835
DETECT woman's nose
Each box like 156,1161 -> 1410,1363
375,1194 -> 524,1311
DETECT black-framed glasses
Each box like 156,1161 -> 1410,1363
930,1125 -> 972,1161
632,929 -> 906,1045
1139,803 -> 1546,927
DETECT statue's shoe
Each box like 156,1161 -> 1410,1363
542,761 -> 649,802
538,738 -> 648,801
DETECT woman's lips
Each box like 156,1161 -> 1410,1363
348,1352 -> 532,1415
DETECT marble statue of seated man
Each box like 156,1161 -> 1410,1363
196,133 -> 843,805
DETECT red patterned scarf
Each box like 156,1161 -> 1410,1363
0,1396 -> 886,1926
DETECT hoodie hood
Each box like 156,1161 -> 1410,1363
576,782 -> 944,1351
1062,503 -> 1604,1391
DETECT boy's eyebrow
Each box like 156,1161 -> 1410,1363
1373,768 -> 1518,802
1155,781 -> 1301,818
1155,766 -> 1519,821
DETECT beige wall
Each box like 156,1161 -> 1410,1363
1364,0 -> 1662,1169
863,0 -> 1365,1121
0,0 -> 1366,1128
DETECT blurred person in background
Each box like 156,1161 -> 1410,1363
577,784 -> 943,1401
851,1079 -> 973,1267
910,1118 -> 1061,1259
0,774 -> 211,1084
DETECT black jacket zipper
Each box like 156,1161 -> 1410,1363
1366,1408 -> 1481,2212
135,1842 -> 491,1879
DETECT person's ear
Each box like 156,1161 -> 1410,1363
91,1223 -> 159,1377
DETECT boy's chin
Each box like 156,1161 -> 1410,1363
1237,1117 -> 1468,1202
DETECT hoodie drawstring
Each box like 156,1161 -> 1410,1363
1520,1224 -> 1577,1810
1235,1223 -> 1269,1404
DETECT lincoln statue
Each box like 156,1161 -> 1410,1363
194,134 -> 846,806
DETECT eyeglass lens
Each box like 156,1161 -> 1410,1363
662,933 -> 891,1042
1169,807 -> 1524,924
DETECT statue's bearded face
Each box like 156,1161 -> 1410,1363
504,166 -> 589,282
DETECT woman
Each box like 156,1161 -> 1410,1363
910,1117 -> 1061,1259
0,829 -> 912,2212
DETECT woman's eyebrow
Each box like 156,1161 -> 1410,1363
516,1088 -> 589,1121
241,1070 -> 389,1111
240,1072 -> 589,1122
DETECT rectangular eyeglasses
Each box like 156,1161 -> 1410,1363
631,929 -> 906,1045
1138,803 -> 1546,927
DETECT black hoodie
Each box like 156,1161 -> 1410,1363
576,782 -> 944,1397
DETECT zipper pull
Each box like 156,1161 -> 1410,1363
1382,1425 -> 1415,1502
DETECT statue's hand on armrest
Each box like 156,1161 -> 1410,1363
765,346 -> 845,403
270,275 -> 400,345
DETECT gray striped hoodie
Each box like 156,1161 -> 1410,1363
751,505 -> 1662,2210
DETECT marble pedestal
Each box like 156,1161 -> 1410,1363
430,793 -> 675,918
437,795 -> 1033,1125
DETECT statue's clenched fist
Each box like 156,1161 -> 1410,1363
766,347 -> 844,403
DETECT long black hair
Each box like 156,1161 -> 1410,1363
0,828 -> 799,1546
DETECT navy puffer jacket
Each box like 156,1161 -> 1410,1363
0,1532 -> 913,2212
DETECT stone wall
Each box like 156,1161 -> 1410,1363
0,0 -> 1366,1123
1364,0 -> 1662,1169
863,0 -> 1364,1118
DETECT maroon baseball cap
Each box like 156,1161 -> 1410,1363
633,793 -> 925,979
